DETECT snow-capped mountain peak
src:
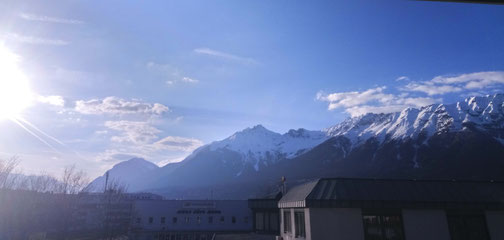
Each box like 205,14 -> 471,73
208,124 -> 329,170
195,94 -> 504,173
324,93 -> 504,145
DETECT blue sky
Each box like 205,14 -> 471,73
0,0 -> 503,177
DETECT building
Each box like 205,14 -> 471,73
278,178 -> 504,240
131,200 -> 253,240
248,192 -> 282,235
73,192 -> 162,233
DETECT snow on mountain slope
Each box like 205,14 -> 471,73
88,157 -> 159,192
90,94 -> 504,197
325,93 -> 504,146
208,125 -> 328,170
199,94 -> 504,172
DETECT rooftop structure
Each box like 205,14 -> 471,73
278,178 -> 504,240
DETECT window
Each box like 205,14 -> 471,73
149,217 -> 154,224
447,213 -> 490,240
136,217 -> 141,223
185,216 -> 190,223
244,216 -> 249,224
220,216 -> 225,223
197,216 -> 201,224
256,212 -> 265,230
232,216 -> 236,224
283,210 -> 292,233
294,211 -> 305,238
270,212 -> 279,231
161,217 -> 166,224
173,217 -> 178,224
362,213 -> 404,240
208,216 -> 213,223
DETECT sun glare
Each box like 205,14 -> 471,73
0,44 -> 34,119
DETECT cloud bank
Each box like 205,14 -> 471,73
317,87 -> 439,117
75,97 -> 169,115
317,71 -> 504,117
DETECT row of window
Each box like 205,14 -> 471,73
254,211 -> 279,232
137,216 -> 249,225
283,209 -> 491,240
362,214 -> 404,240
283,210 -> 305,238
153,232 -> 213,240
175,210 -> 222,214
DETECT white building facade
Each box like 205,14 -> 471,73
131,200 -> 253,240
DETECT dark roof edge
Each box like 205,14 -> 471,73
317,177 -> 504,184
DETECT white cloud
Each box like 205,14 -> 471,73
153,136 -> 203,152
317,87 -> 439,117
75,97 -> 169,115
105,121 -> 161,144
317,87 -> 394,110
396,76 -> 409,81
194,48 -> 258,65
98,120 -> 203,165
7,33 -> 69,45
37,95 -> 65,106
181,77 -> 199,83
403,71 -> 504,95
19,13 -> 84,24
403,83 -> 463,96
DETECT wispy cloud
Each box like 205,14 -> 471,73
103,121 -> 201,151
402,83 -> 462,96
146,62 -> 199,86
7,33 -> 69,46
153,136 -> 203,152
105,120 -> 161,144
403,71 -> 504,95
194,48 -> 258,65
395,76 -> 409,81
75,97 -> 169,116
98,120 -> 203,165
316,87 -> 440,117
19,13 -> 84,24
181,77 -> 199,83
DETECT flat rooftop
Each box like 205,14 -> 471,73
279,178 -> 504,209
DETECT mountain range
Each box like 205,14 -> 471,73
89,94 -> 504,199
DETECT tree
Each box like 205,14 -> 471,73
0,156 -> 20,189
58,165 -> 90,194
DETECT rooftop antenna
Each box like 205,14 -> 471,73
281,176 -> 287,195
104,171 -> 109,193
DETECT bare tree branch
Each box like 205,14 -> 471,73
0,157 -> 20,190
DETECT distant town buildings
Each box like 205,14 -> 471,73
130,200 -> 253,240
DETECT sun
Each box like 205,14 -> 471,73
0,44 -> 34,119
